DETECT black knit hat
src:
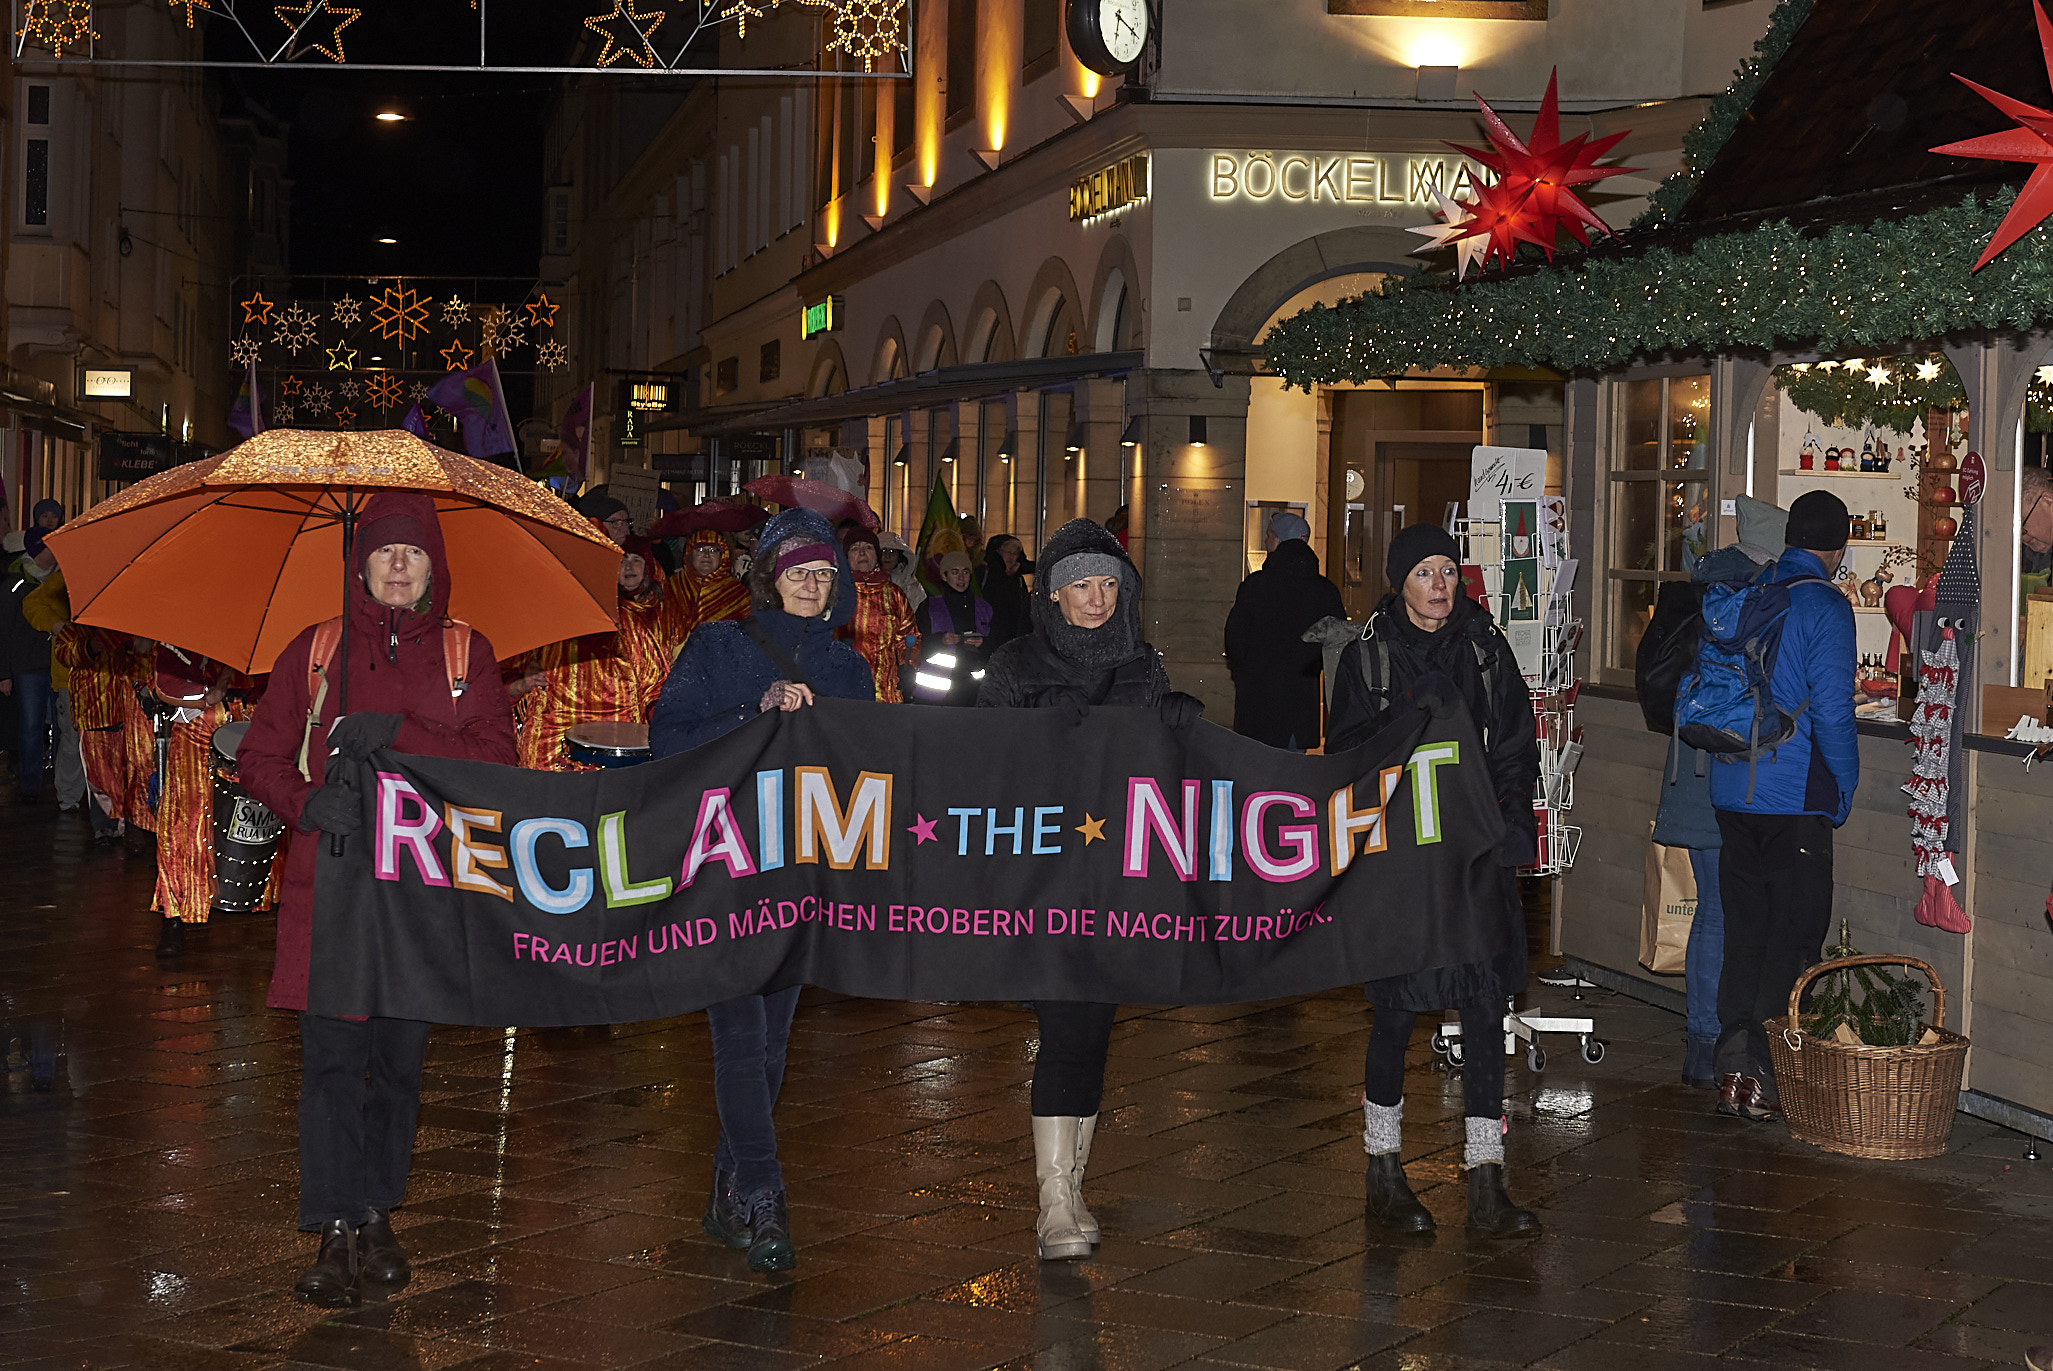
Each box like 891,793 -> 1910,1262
1785,490 -> 1850,552
1385,523 -> 1461,586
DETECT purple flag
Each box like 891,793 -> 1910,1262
557,383 -> 593,484
227,361 -> 264,440
424,356 -> 516,461
399,403 -> 430,439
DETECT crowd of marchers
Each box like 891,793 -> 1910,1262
1,485 -> 1866,1318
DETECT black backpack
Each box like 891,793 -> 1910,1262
1634,579 -> 1706,735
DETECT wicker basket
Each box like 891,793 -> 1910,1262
1765,954 -> 1970,1161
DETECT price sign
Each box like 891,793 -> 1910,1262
1469,446 -> 1546,523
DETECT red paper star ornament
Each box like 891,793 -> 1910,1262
1930,0 -> 2053,270
1444,70 -> 1636,271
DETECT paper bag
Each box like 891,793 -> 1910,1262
1639,837 -> 1697,975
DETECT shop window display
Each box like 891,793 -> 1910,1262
1606,374 -> 1709,672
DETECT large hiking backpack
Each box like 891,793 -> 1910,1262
1672,569 -> 1827,800
1634,579 -> 1706,735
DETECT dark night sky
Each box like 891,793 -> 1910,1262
207,2 -> 616,281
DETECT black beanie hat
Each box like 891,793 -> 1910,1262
1785,490 -> 1850,552
1386,522 -> 1461,586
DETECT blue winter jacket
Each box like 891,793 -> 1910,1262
649,507 -> 876,758
1706,547 -> 1860,823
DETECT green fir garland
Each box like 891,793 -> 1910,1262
1263,189 -> 2053,390
1775,357 -> 1966,432
1639,0 -> 1816,226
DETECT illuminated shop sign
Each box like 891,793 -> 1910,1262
1208,151 -> 1492,207
801,295 -> 843,340
627,381 -> 674,411
1070,152 -> 1150,224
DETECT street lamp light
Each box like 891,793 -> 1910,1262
376,236 -> 398,244
375,111 -> 407,123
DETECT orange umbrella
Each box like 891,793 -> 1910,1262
45,429 -> 622,674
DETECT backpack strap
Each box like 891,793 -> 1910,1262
299,617 -> 345,783
443,620 -> 473,700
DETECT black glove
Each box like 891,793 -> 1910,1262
298,782 -> 363,836
327,712 -> 403,765
1029,686 -> 1092,725
1157,691 -> 1206,731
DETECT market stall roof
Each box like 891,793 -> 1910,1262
1680,0 -> 2031,231
695,351 -> 1144,437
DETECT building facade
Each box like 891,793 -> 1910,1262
2,13 -> 287,532
552,0 -> 1781,710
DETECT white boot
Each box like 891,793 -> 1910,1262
1031,1115 -> 1091,1260
1072,1114 -> 1100,1245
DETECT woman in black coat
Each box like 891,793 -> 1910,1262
977,518 -> 1202,1261
1325,523 -> 1542,1237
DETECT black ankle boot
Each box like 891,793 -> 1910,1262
154,915 -> 185,959
703,1168 -> 752,1249
1364,1152 -> 1434,1232
744,1189 -> 794,1272
1466,1163 -> 1541,1236
356,1208 -> 410,1285
293,1220 -> 361,1306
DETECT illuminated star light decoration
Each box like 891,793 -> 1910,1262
327,341 -> 357,371
1428,70 -> 1636,276
17,0 -> 97,57
1407,189 -> 1490,280
1932,0 -> 2053,271
334,405 -> 357,429
441,339 -> 475,371
241,292 -> 274,325
525,293 -> 559,329
274,0 -> 358,62
585,0 -> 665,67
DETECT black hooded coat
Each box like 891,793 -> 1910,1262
975,519 -> 1168,709
1223,538 -> 1344,748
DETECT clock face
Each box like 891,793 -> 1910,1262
1098,0 -> 1148,65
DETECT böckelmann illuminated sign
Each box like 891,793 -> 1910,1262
1071,152 -> 1149,224
1208,151 -> 1492,207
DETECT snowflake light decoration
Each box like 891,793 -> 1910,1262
536,339 -> 570,371
230,336 -> 261,365
366,374 -> 402,410
825,0 -> 903,71
274,402 -> 296,424
169,0 -> 210,27
340,378 -> 360,398
369,285 -> 430,342
273,305 -> 318,354
717,0 -> 769,37
332,295 -> 361,326
409,381 -> 428,401
306,382 -> 330,408
18,0 -> 98,57
478,307 -> 525,357
441,296 -> 471,326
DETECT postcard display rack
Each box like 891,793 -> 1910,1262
1435,447 -> 1604,1074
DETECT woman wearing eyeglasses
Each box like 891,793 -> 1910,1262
649,505 -> 874,1273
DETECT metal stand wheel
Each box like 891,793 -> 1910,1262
1434,997 -> 1606,1075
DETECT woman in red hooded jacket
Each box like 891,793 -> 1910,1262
238,491 -> 516,1307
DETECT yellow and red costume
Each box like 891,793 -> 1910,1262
838,570 -> 916,703
149,652 -> 266,925
668,528 -> 753,631
517,581 -> 690,770
53,623 -> 143,823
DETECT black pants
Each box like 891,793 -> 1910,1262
1032,1001 -> 1118,1116
1714,809 -> 1835,1090
1363,1001 -> 1505,1118
297,1013 -> 432,1230
706,986 -> 802,1196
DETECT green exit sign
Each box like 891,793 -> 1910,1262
802,295 -> 844,340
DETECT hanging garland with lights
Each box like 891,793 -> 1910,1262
1776,357 -> 1967,431
1264,187 -> 2053,390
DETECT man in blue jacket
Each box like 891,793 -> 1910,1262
1710,491 -> 1858,1121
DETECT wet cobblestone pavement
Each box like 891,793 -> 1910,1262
4,801 -> 2051,1371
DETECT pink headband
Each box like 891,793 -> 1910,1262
773,542 -> 836,577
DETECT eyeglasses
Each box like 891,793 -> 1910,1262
780,566 -> 838,584
603,513 -> 633,527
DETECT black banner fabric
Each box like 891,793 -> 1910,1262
309,699 -> 1509,1026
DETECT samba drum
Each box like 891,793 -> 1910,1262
565,720 -> 652,768
209,721 -> 284,913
